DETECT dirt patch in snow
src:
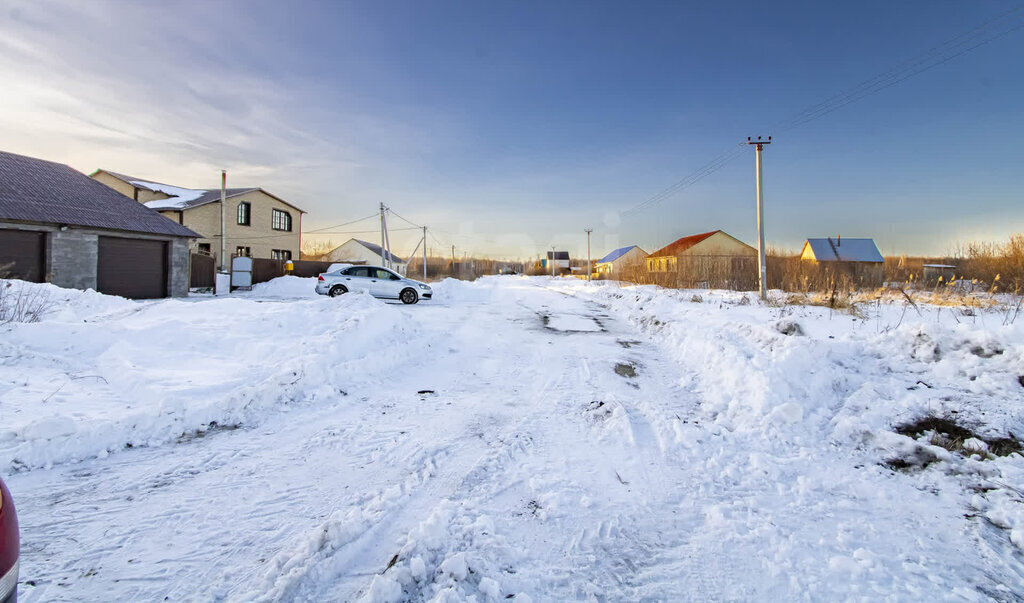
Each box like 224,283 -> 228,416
176,421 -> 242,444
614,362 -> 637,379
890,415 -> 1021,465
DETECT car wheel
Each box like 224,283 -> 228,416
329,285 -> 348,297
400,288 -> 418,304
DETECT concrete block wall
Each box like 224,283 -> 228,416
49,229 -> 98,290
169,238 -> 189,297
3,222 -> 192,298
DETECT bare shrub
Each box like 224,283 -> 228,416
405,256 -> 527,281
953,234 -> 1024,293
299,238 -> 337,261
0,280 -> 55,324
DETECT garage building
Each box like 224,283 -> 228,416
0,150 -> 198,298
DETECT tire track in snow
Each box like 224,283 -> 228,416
241,294 -> 565,601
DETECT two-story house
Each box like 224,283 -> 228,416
90,170 -> 304,266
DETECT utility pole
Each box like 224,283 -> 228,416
550,245 -> 556,277
379,202 -> 387,269
585,228 -> 593,282
747,136 -> 771,301
422,226 -> 427,280
451,245 -> 456,277
219,170 -> 226,272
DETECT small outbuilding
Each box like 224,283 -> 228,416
542,251 -> 570,272
594,245 -> 648,278
922,264 -> 957,285
800,237 -> 884,287
0,150 -> 198,298
324,238 -> 407,275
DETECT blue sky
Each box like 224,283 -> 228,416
1,1 -> 1021,259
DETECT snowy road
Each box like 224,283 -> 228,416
4,277 -> 1024,600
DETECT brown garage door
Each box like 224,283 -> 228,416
97,236 -> 167,299
0,229 -> 46,282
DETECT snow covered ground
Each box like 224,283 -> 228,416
2,276 -> 1024,601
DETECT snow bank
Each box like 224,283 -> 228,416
556,278 -> 1024,559
0,285 -> 420,473
246,275 -> 320,298
1,278 -> 138,323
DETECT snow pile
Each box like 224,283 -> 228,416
0,287 -> 419,472
430,277 -> 506,304
361,501 -> 529,603
246,275 -> 319,298
1,278 -> 137,323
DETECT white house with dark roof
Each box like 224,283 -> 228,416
0,150 -> 198,298
323,239 -> 408,275
90,169 -> 305,266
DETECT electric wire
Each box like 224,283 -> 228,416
303,212 -> 379,234
386,207 -> 423,229
618,5 -> 1024,217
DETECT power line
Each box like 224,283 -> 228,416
386,207 -> 422,229
777,5 -> 1024,132
620,5 -> 1024,217
621,143 -> 747,216
301,226 -> 421,236
304,212 -> 379,234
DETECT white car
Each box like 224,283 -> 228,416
315,264 -> 432,304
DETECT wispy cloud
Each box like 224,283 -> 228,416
0,1 -> 453,206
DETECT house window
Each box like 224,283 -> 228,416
271,249 -> 292,261
272,209 -> 292,231
197,243 -> 211,255
235,246 -> 251,257
237,202 -> 251,226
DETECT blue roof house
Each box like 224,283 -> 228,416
800,236 -> 885,287
594,245 -> 648,278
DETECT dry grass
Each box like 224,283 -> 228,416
407,256 -> 524,281
619,257 -> 757,290
952,234 -> 1024,293
0,279 -> 54,324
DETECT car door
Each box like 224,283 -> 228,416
370,268 -> 402,298
341,266 -> 372,293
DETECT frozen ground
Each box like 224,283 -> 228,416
2,276 -> 1024,601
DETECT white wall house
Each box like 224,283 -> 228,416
324,238 -> 408,275
594,245 -> 648,276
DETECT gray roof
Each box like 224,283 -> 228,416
354,239 -> 406,264
547,251 -> 570,260
804,237 -> 883,263
0,151 -> 198,238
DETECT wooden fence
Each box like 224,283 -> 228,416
251,259 -> 335,285
190,253 -> 216,288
